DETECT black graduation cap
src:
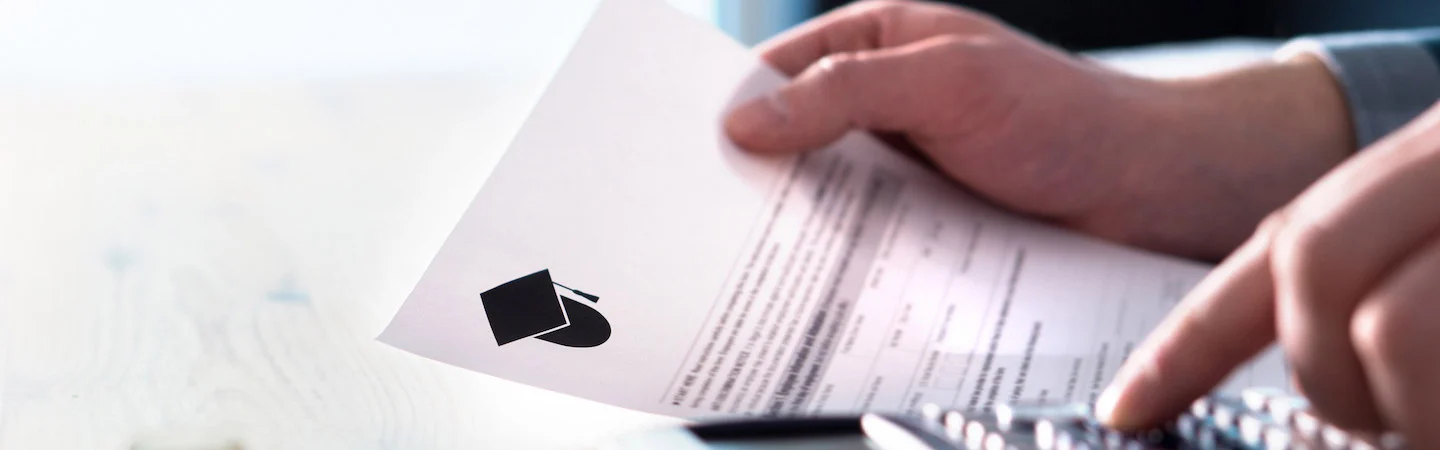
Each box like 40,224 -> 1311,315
480,269 -> 611,348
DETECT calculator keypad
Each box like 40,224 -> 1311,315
891,388 -> 1405,450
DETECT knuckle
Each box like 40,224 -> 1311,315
1270,216 -> 1335,278
811,53 -> 865,90
1350,297 -> 1423,367
1256,210 -> 1291,236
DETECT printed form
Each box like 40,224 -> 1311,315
380,0 -> 1286,419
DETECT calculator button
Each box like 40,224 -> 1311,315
922,403 -> 944,422
1055,431 -> 1096,450
1195,426 -> 1219,450
1191,398 -> 1212,418
944,411 -> 967,440
1101,430 -> 1126,448
1342,432 -> 1407,450
1267,397 -> 1309,426
1241,388 -> 1286,412
966,419 -> 990,439
1239,415 -> 1266,445
1175,415 -> 1199,441
1263,426 -> 1293,450
996,403 -> 1091,433
1054,432 -> 1084,450
1210,397 -> 1246,430
1293,410 -> 1323,440
1035,419 -> 1058,450
1321,424 -> 1351,449
966,420 -> 993,449
1351,437 -> 1380,450
984,431 -> 1014,450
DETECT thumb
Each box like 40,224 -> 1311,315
724,36 -> 963,154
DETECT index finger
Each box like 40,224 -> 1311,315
1098,221 -> 1281,430
754,1 -> 998,75
753,2 -> 886,75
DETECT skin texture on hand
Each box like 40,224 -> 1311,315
727,1 -> 1440,438
723,0 -> 1353,261
725,1 -> 1440,437
1099,100 -> 1440,446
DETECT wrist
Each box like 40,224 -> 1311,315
1188,54 -> 1355,159
1082,57 -> 1353,260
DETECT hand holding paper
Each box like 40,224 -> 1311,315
724,1 -> 1351,262
380,0 -> 1287,419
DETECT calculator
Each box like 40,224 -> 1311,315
601,388 -> 1405,450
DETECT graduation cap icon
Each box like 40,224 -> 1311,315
480,269 -> 611,348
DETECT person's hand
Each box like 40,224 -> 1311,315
725,0 -> 1354,261
1099,101 -> 1440,445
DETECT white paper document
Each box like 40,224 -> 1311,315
380,0 -> 1286,418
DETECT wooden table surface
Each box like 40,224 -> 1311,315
0,0 -> 1275,446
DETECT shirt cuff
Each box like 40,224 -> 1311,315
1275,29 -> 1440,148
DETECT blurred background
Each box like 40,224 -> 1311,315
724,0 -> 1440,47
4,0 -> 1437,89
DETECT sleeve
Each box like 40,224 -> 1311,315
1275,28 -> 1440,148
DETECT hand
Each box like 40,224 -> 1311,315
1099,101 -> 1440,445
725,0 -> 1353,261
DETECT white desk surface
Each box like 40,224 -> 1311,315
0,0 -> 1275,446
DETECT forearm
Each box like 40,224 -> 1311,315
1098,28 -> 1440,261
1087,56 -> 1353,260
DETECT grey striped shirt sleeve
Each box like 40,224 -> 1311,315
1276,28 -> 1440,148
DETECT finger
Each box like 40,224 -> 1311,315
754,1 -> 998,75
1266,104 -> 1440,429
1351,231 -> 1440,445
1097,218 -> 1280,430
752,1 -> 890,76
725,35 -> 967,154
1272,241 -> 1383,428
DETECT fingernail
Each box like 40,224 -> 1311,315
726,92 -> 790,134
1096,385 -> 1123,424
